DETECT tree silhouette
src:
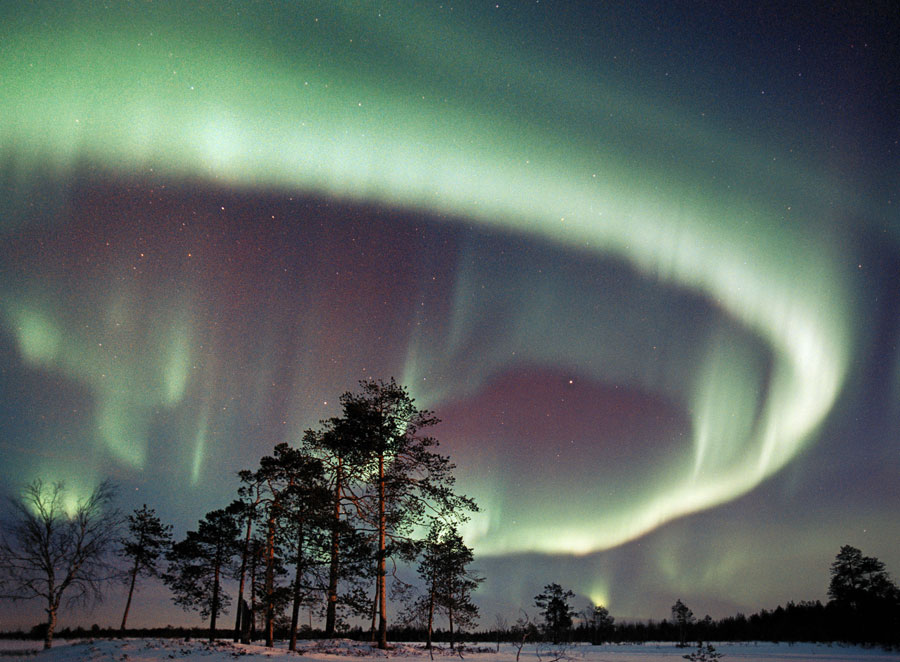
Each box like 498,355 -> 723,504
279,449 -> 330,651
402,522 -> 482,650
682,642 -> 723,661
671,599 -> 695,647
828,545 -> 897,609
302,419 -> 375,637
582,603 -> 614,644
437,526 -> 482,648
164,508 -> 240,642
0,480 -> 119,649
512,611 -> 537,662
226,490 -> 261,643
239,443 -> 326,648
118,505 -> 172,631
339,378 -> 477,649
493,613 -> 509,652
534,583 -> 576,643
827,545 -> 899,643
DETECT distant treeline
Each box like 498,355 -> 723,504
474,599 -> 896,649
3,597 -> 897,648
570,599 -> 898,647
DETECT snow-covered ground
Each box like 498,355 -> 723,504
0,639 -> 897,662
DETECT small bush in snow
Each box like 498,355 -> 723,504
683,642 -> 724,661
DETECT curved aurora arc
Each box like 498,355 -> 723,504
1,4 -> 852,555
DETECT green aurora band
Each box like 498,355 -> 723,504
1,4 -> 854,555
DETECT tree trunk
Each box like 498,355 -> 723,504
234,509 -> 254,642
264,514 -> 276,648
44,602 -> 58,650
369,561 -> 379,641
210,559 -> 221,643
426,582 -> 435,650
289,519 -> 305,651
377,453 -> 387,649
324,457 -> 342,637
249,551 -> 258,642
449,603 -> 455,649
120,562 -> 139,632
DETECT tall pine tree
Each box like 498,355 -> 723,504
534,583 -> 576,644
118,505 -> 172,631
226,488 -> 262,643
404,522 -> 482,650
164,509 -> 240,642
338,378 -> 478,649
302,420 -> 375,637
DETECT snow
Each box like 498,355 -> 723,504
0,639 -> 897,662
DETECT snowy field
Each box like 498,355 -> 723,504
1,639 -> 898,662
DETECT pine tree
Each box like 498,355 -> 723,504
683,642 -> 723,661
164,509 -> 241,642
534,583 -> 576,644
408,524 -> 444,650
118,505 -> 172,631
827,545 -> 899,643
339,378 -> 478,649
241,443 -> 321,647
582,603 -> 614,644
302,420 -> 374,636
828,545 -> 897,609
671,599 -> 695,647
226,487 -> 262,643
244,535 -> 267,641
401,523 -> 481,650
281,451 -> 330,651
435,525 -> 482,648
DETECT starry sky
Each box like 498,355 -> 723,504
1,1 -> 898,630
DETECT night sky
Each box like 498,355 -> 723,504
1,1 -> 898,629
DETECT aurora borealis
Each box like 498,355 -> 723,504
1,1 -> 898,629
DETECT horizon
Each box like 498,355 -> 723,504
1,0 -> 898,634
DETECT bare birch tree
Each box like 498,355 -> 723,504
0,480 -> 119,649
